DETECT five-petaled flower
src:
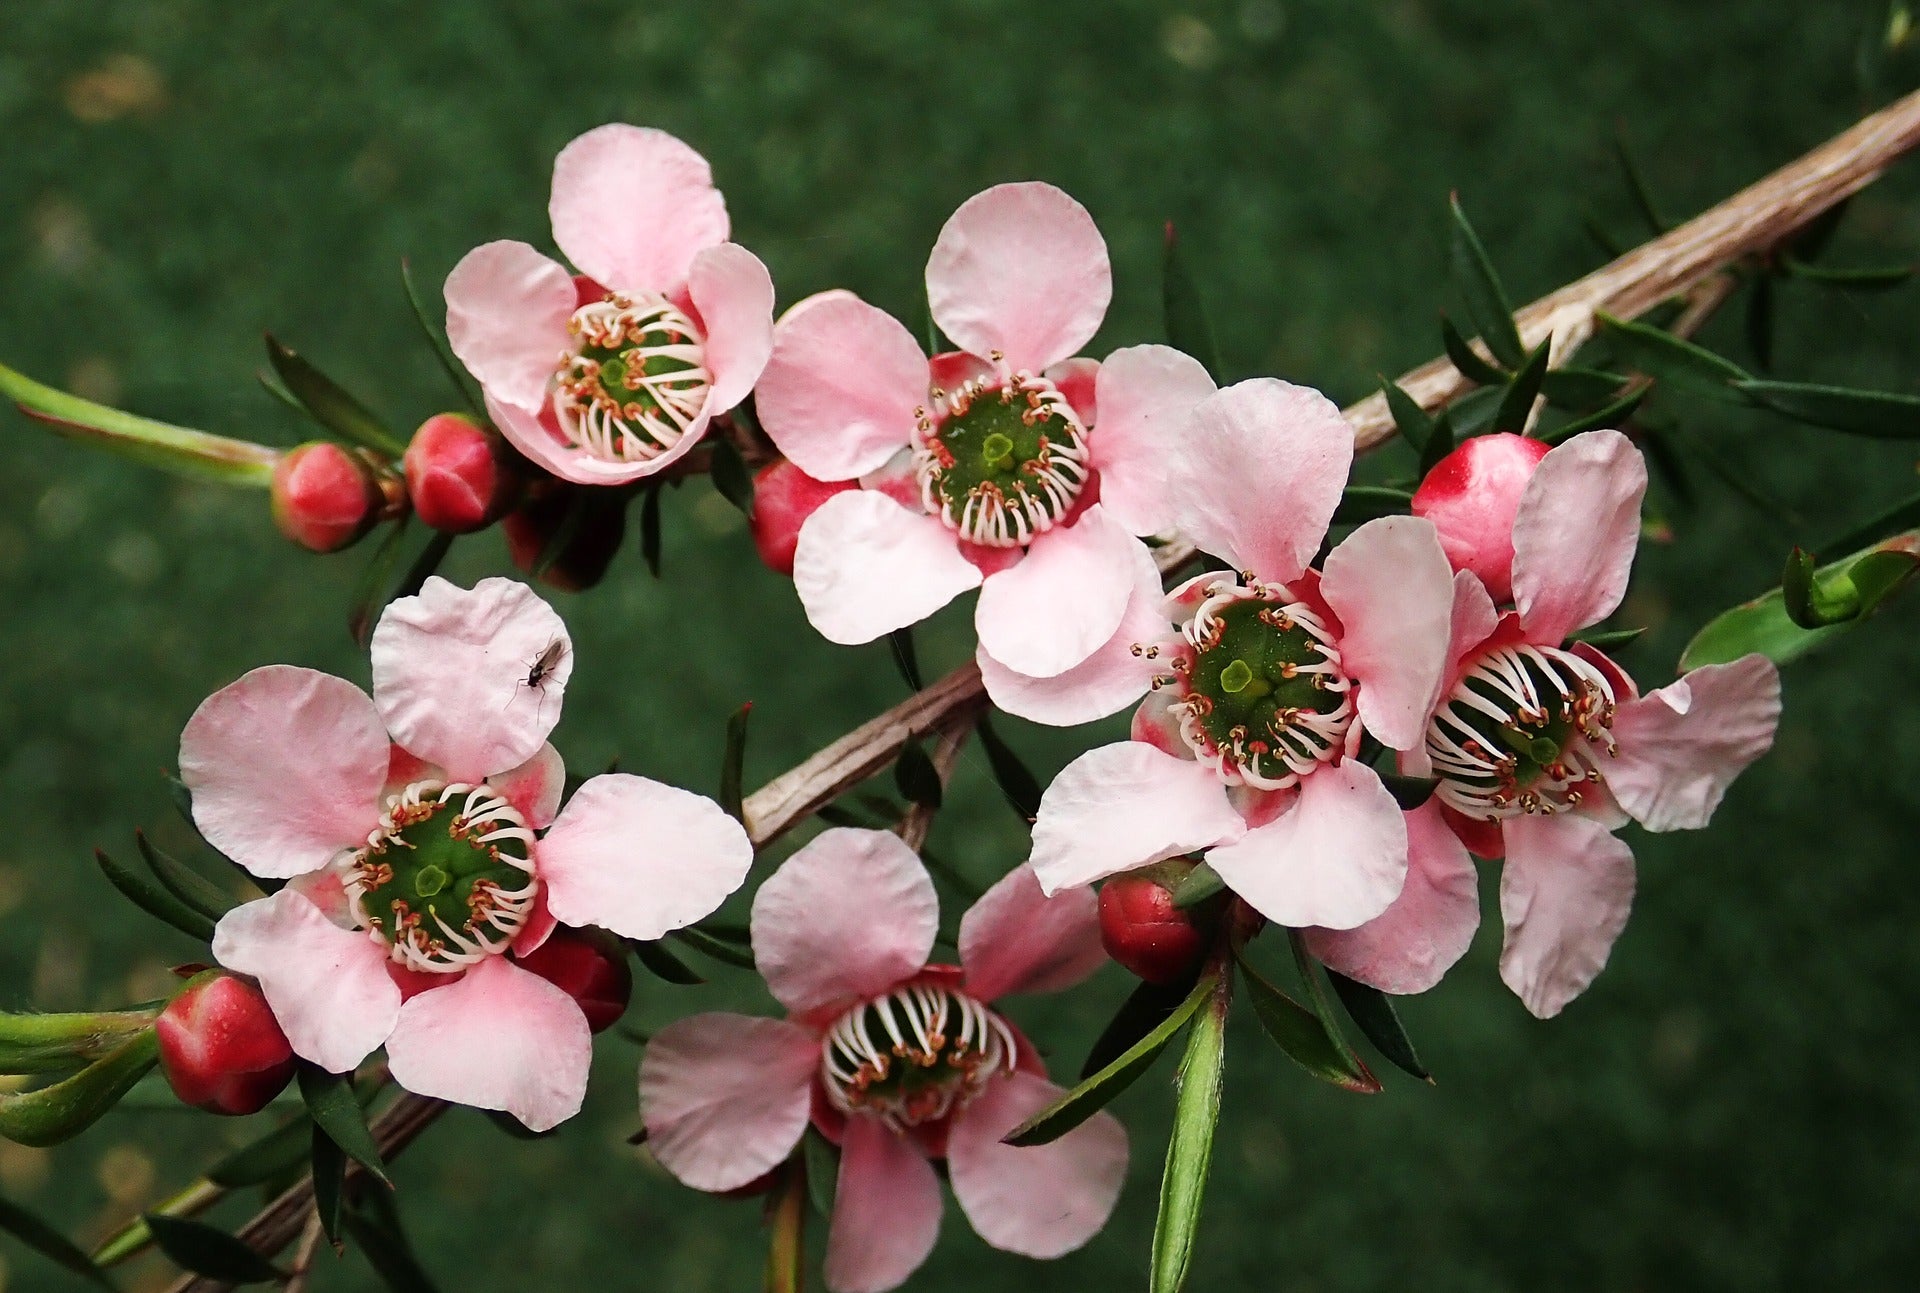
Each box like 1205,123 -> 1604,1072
640,828 -> 1127,1293
183,576 -> 753,1131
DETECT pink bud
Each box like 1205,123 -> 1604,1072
1411,432 -> 1551,604
403,413 -> 519,534
155,972 -> 295,1116
750,459 -> 855,577
270,442 -> 385,553
514,928 -> 633,1033
1098,869 -> 1206,985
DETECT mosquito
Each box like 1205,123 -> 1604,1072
506,638 -> 568,716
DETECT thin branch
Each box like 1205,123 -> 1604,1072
282,1211 -> 325,1293
896,703 -> 984,853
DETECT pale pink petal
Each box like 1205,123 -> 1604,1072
1447,571 -> 1501,677
756,292 -> 926,481
824,1115 -> 944,1293
385,956 -> 590,1131
490,742 -> 564,830
180,666 -> 387,880
536,773 -> 752,940
486,390 -> 712,487
750,828 -> 938,1018
639,1013 -> 818,1192
1205,761 -> 1408,930
686,242 -> 774,411
1498,813 -> 1636,1019
925,182 -> 1111,373
1088,344 -> 1217,536
1164,379 -> 1352,583
211,889 -> 399,1073
792,491 -> 982,645
1029,743 -> 1243,894
549,124 -> 729,294
1303,799 -> 1480,994
1511,429 -> 1649,642
959,865 -> 1105,1001
443,241 -> 577,410
1319,517 -> 1456,750
974,507 -> 1140,679
947,1071 -> 1127,1259
1606,655 -> 1780,832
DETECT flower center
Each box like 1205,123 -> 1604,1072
911,363 -> 1090,547
552,292 -> 709,464
344,781 -> 539,973
1425,643 -> 1618,819
820,981 -> 1016,1130
1158,577 -> 1355,790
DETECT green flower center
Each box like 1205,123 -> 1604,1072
820,983 -> 1016,1130
553,292 -> 708,463
913,371 -> 1091,547
1425,644 -> 1618,819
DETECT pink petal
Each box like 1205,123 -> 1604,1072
1029,742 -> 1243,894
1303,799 -> 1480,994
750,828 -> 938,1018
1498,813 -> 1636,1018
974,507 -> 1140,679
486,390 -> 713,487
535,773 -> 753,940
369,576 -> 570,783
211,889 -> 400,1073
1448,570 -> 1501,676
924,182 -> 1111,373
1511,429 -> 1649,642
1131,685 -> 1193,757
1164,379 -> 1352,583
639,1012 -> 819,1192
442,241 -> 577,410
180,666 -> 387,880
384,955 -> 591,1131
1046,356 -> 1100,424
1319,517 -> 1456,750
490,742 -> 564,830
824,1115 -> 944,1293
686,242 -> 774,411
947,1071 -> 1127,1259
959,865 -> 1106,1001
792,491 -> 982,645
1606,654 -> 1780,832
1205,761 -> 1408,930
1088,344 -> 1217,536
756,291 -> 926,481
548,124 -> 729,294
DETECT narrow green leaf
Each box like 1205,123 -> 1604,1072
719,702 -> 751,823
709,437 -> 755,518
1681,532 -> 1920,670
133,831 -> 235,920
348,519 -> 415,647
630,939 -> 705,986
886,627 -> 924,692
802,1129 -> 839,1220
207,1114 -> 314,1187
147,1214 -> 282,1284
976,716 -> 1042,822
0,1031 -> 159,1147
1573,625 -> 1646,652
1377,773 -> 1436,811
345,1191 -> 441,1293
1163,222 -> 1223,380
1171,862 -> 1224,910
1746,273 -> 1776,373
919,848 -> 984,904
1445,385 -> 1504,438
401,258 -> 486,420
1820,488 -> 1920,556
894,737 -> 944,809
0,1009 -> 157,1076
94,849 -> 215,942
1780,255 -> 1915,289
691,919 -> 750,945
1326,970 -> 1431,1082
392,531 -> 456,608
1613,132 -> 1670,234
264,335 -> 406,457
0,1192 -> 115,1287
1782,547 -> 1827,627
1447,195 -> 1526,369
668,926 -> 756,970
1538,366 -> 1628,412
1286,931 -> 1376,1088
1439,313 -> 1506,385
296,1064 -> 391,1188
311,1123 -> 346,1245
1417,411 -> 1457,478
1378,379 -> 1434,451
531,491 -> 589,580
1538,388 -> 1644,445
1735,379 -> 1920,439
1081,975 -> 1199,1081
1235,951 -> 1380,1093
1597,312 -> 1750,398
1331,485 -> 1414,527
1148,972 -> 1230,1293
1491,340 -> 1552,435
638,481 -> 664,578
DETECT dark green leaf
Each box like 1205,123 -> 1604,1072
1580,214 -> 1627,260
208,1114 -> 314,1187
1538,366 -> 1628,412
1439,313 -> 1506,385
93,849 -> 214,942
919,848 -> 983,903
1377,773 -> 1436,811
1820,488 -> 1920,556
1417,411 -> 1457,478
1786,197 -> 1850,262
976,716 -> 1042,822
887,628 -> 924,692
720,702 -> 751,824
630,939 -> 705,986
691,919 -> 751,945
1746,273 -> 1776,373
1171,862 -> 1224,910
1736,379 -> 1920,439
1445,385 -> 1504,437
894,738 -> 943,809
1235,951 -> 1380,1093
1082,975 -> 1199,1081
264,335 -> 406,457
1326,971 -> 1431,1082
1538,388 -> 1644,445
709,437 -> 755,518
401,258 -> 486,420
1163,222 -> 1223,380
1781,255 -> 1915,289
348,518 -> 415,647
1286,931 -> 1376,1093
144,1214 -> 282,1284
0,1192 -> 114,1287
802,1129 -> 839,1220
1148,972 -> 1230,1293
297,1065 -> 391,1188
668,926 -> 756,970
1597,313 -> 1750,398
133,831 -> 235,920
343,1199 -> 442,1293
1331,485 -> 1414,527
1573,626 -> 1646,652
1681,532 -> 1920,670
1491,340 -> 1552,435
392,532 -> 456,608
311,1123 -> 346,1245
638,481 -> 664,578
1378,379 -> 1434,451
530,491 -> 590,579
1447,195 -> 1526,369
1613,132 -> 1670,234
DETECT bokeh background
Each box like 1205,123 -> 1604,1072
5,1 -> 1920,1289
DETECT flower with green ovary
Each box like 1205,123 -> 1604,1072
913,368 -> 1091,547
820,980 -> 1017,1132
553,293 -> 709,463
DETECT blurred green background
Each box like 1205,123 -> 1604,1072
5,1 -> 1920,1289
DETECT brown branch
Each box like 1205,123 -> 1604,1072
282,1211 -> 325,1293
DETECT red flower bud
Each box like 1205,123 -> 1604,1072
403,413 -> 520,534
515,927 -> 633,1033
749,459 -> 856,576
503,485 -> 628,592
270,441 -> 387,553
1098,869 -> 1207,985
1411,432 -> 1551,604
155,972 -> 295,1116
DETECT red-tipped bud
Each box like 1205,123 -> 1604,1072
1410,432 -> 1551,604
403,413 -> 520,533
750,459 -> 856,576
155,972 -> 295,1116
515,928 -> 633,1033
1098,869 -> 1207,985
271,441 -> 387,553
503,485 -> 628,592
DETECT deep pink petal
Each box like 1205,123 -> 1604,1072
750,828 -> 938,1018
792,491 -> 982,645
756,292 -> 926,481
1046,356 -> 1100,424
180,666 -> 386,880
1606,655 -> 1780,832
486,390 -> 712,487
442,241 -> 576,410
490,742 -> 564,830
211,889 -> 399,1073
959,865 -> 1106,1001
1088,344 -> 1217,536
947,1071 -> 1127,1259
824,1115 -> 944,1293
686,242 -> 774,411
1205,761 -> 1408,930
925,182 -> 1111,373
974,507 -> 1139,678
1511,429 -> 1648,642
1029,742 -> 1243,894
1131,684 -> 1194,758
1303,799 -> 1480,994
639,1013 -> 818,1191
1320,516 -> 1456,750
548,124 -> 728,294
1498,813 -> 1636,1018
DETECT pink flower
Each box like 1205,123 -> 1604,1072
182,576 -> 753,1131
1310,430 -> 1782,1017
1028,379 -> 1458,931
640,829 -> 1126,1293
752,182 -> 1216,695
444,125 -> 774,487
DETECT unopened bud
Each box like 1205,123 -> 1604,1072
270,441 -> 388,553
515,927 -> 633,1033
749,459 -> 855,577
403,413 -> 521,534
1410,432 -> 1551,604
155,971 -> 294,1116
503,485 -> 628,592
1098,864 -> 1207,985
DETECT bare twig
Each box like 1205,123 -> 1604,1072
896,703 -> 984,853
283,1211 -> 325,1293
